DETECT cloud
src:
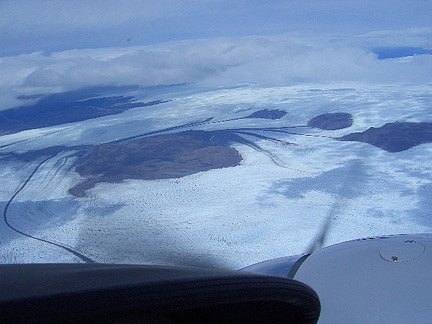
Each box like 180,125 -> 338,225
0,32 -> 431,111
336,28 -> 432,49
205,39 -> 432,85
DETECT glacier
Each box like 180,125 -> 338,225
1,83 -> 431,268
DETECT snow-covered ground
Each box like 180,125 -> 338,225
1,83 -> 431,268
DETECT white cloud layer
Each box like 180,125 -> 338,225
1,1 -> 431,110
1,30 -> 431,110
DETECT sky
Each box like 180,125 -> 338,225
0,0 -> 431,110
1,0 -> 432,55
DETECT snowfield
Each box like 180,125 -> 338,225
1,83 -> 431,268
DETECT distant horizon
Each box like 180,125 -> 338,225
1,1 -> 431,111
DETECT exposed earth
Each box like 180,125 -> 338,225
69,130 -> 242,197
340,122 -> 432,152
308,113 -> 353,130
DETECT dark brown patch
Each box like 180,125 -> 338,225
69,130 -> 242,197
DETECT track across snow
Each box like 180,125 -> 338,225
2,156 -> 95,263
